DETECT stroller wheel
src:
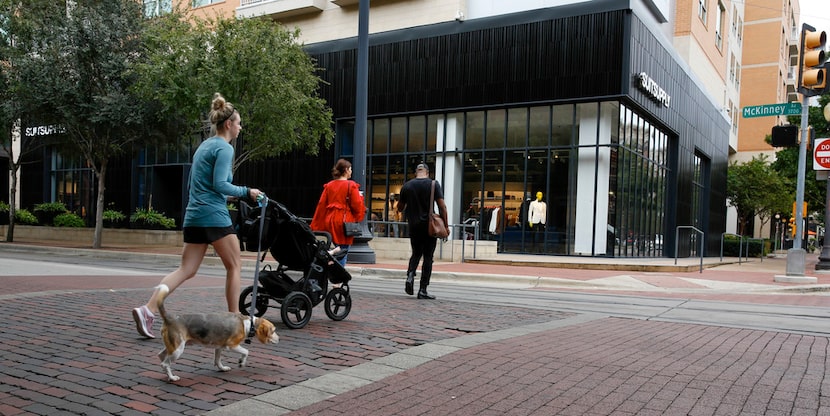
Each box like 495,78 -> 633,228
281,291 -> 313,329
239,286 -> 268,317
324,287 -> 351,321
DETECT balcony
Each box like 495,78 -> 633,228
332,0 -> 359,5
786,68 -> 799,102
237,0 -> 327,19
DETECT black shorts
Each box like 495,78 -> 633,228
183,226 -> 237,244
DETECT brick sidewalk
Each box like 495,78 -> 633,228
0,275 -> 569,416
280,318 -> 829,416
3,244 -> 830,415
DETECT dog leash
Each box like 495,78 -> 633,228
246,193 -> 268,343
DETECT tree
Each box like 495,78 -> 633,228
133,10 -> 334,172
727,154 -> 792,237
13,0 -> 156,248
0,0 -> 60,242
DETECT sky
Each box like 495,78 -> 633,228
798,0 -> 830,33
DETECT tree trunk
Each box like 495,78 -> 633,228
5,160 -> 19,243
92,161 -> 107,249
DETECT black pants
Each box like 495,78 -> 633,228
531,223 -> 545,248
407,221 -> 437,289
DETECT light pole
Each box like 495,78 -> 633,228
775,213 -> 780,251
346,0 -> 376,263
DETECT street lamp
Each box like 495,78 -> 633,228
815,101 -> 830,270
775,213 -> 781,251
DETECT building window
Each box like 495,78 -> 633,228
193,0 -> 223,7
143,0 -> 171,17
698,0 -> 708,25
52,153 -> 95,222
735,63 -> 741,89
716,2 -> 725,50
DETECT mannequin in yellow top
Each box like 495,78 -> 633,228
528,192 -> 547,229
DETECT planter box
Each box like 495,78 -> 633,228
0,225 -> 183,247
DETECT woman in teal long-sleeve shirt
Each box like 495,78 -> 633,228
131,93 -> 263,339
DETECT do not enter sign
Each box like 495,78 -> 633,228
814,138 -> 830,170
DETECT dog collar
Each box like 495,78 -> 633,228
245,317 -> 256,344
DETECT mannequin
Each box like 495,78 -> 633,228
528,192 -> 547,228
528,191 -> 547,251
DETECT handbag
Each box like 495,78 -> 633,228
343,182 -> 362,237
428,180 -> 449,239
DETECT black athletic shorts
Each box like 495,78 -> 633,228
183,226 -> 236,244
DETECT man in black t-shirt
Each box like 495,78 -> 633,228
397,163 -> 448,299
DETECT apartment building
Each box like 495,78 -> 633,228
738,0 -> 800,163
673,0 -> 743,156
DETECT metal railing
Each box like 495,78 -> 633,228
720,232 -> 744,264
675,226 -> 704,273
366,220 -> 408,238
366,220 -> 481,263
720,233 -> 765,264
240,0 -> 268,6
448,222 -> 480,262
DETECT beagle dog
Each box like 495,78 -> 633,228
155,284 -> 279,382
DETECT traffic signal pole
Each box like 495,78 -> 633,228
785,94 -> 809,276
783,23 -> 825,279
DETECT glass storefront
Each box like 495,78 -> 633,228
362,101 -> 671,257
52,153 -> 94,221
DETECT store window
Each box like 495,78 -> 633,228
52,153 -> 94,222
360,101 -> 670,257
612,105 -> 668,257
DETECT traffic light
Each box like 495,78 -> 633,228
790,217 -> 796,238
771,124 -> 798,147
797,23 -> 827,97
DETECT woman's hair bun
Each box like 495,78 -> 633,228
212,92 -> 226,111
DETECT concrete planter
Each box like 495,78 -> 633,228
0,225 -> 183,247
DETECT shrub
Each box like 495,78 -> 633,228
103,209 -> 126,222
721,236 -> 767,257
33,202 -> 68,226
103,209 -> 127,228
14,209 -> 38,225
53,212 -> 86,227
0,201 -> 8,225
130,208 -> 176,229
33,201 -> 68,214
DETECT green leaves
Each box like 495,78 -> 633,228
727,154 -> 791,235
133,12 -> 334,172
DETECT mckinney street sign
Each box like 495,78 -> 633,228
742,103 -> 802,118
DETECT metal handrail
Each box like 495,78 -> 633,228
746,238 -> 764,263
720,232 -> 744,264
365,220 -> 480,263
675,226 -> 704,273
449,222 -> 479,262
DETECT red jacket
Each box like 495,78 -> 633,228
310,179 -> 366,245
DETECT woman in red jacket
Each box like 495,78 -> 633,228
310,159 -> 366,266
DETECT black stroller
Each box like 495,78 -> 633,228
235,198 -> 352,329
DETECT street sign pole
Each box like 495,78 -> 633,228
786,94 -> 809,276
